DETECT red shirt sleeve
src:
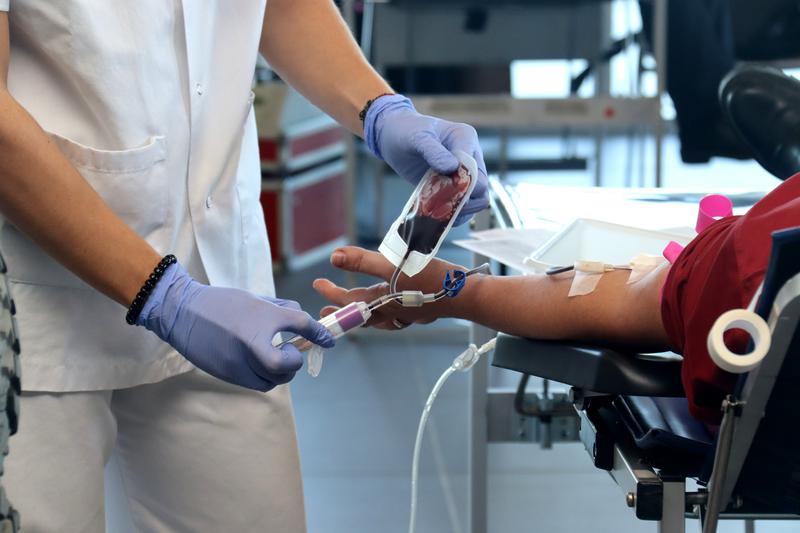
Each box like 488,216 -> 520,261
660,175 -> 800,423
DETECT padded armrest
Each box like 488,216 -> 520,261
492,334 -> 685,397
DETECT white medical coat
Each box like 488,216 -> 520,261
0,0 -> 276,391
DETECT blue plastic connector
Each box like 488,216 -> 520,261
442,270 -> 467,297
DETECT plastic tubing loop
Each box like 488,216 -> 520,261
442,270 -> 467,297
706,309 -> 771,374
696,194 -> 733,234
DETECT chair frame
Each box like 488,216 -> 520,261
491,272 -> 800,533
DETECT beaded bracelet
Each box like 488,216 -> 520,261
125,254 -> 177,325
358,92 -> 395,124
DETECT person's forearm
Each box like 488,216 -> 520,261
0,89 -> 161,305
319,248 -> 671,349
260,0 -> 392,135
447,267 -> 672,350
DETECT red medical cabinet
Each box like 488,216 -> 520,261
260,159 -> 349,271
254,81 -> 350,271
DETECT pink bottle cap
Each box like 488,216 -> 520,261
696,194 -> 733,233
663,241 -> 684,264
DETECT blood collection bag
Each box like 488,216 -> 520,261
379,150 -> 478,277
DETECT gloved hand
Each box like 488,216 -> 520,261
363,94 -> 489,225
135,261 -> 334,391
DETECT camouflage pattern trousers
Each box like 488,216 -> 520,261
0,253 -> 20,532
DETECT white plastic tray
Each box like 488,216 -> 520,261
523,218 -> 693,273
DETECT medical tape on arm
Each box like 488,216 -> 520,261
627,254 -> 665,284
566,255 -> 664,297
568,261 -> 609,297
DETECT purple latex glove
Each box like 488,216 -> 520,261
363,94 -> 489,225
136,262 -> 334,391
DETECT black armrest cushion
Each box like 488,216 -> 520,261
491,334 -> 685,397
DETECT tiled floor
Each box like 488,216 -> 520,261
280,134 -> 794,533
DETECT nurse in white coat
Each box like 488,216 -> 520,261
0,1 -> 489,531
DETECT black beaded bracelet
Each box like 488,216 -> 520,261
358,92 -> 395,124
125,254 -> 177,325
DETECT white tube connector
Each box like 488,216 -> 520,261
400,291 -> 426,307
409,336 -> 497,533
451,338 -> 498,372
452,344 -> 479,372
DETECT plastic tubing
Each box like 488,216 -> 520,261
280,301 -> 371,352
408,365 -> 456,533
373,263 -> 491,312
408,338 -> 497,533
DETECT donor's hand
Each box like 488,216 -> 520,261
313,246 -> 467,330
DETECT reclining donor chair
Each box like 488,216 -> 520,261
492,227 -> 800,533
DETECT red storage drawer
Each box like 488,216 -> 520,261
259,116 -> 346,174
260,159 -> 349,271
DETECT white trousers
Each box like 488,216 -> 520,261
4,369 -> 306,532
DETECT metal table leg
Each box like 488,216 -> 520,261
468,325 -> 491,533
659,479 -> 686,533
467,210 -> 493,533
653,0 -> 668,187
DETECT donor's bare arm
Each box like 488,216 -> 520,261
314,246 -> 672,352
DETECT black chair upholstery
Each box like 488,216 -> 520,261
614,396 -> 713,477
732,331 -> 800,514
492,337 -> 685,397
728,228 -> 800,514
491,227 -> 800,524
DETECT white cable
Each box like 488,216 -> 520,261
409,364 -> 456,533
408,338 -> 497,533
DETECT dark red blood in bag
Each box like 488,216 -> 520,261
419,166 -> 472,220
397,164 -> 473,255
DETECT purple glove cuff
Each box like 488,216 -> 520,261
135,261 -> 184,329
363,94 -> 415,160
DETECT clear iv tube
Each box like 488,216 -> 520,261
278,301 -> 372,352
408,364 -> 457,533
389,251 -> 410,294
277,263 -> 490,353
386,262 -> 490,305
408,338 -> 497,533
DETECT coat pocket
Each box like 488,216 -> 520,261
1,134 -> 170,289
49,133 -> 168,237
